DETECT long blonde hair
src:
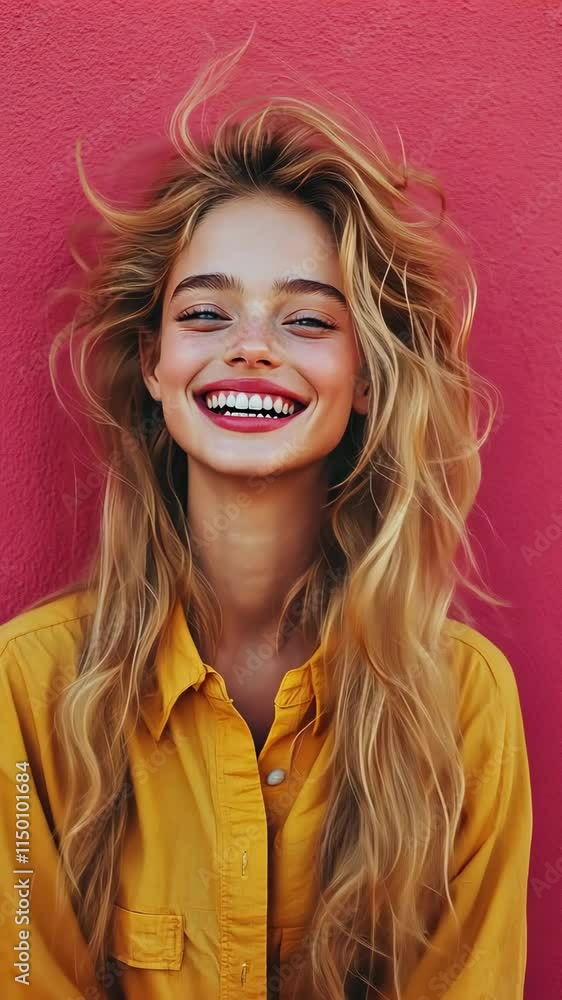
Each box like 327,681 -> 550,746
28,33 -> 507,999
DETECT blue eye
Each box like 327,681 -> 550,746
175,308 -> 336,330
176,307 -> 223,321
290,316 -> 336,330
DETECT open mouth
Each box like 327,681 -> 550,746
194,389 -> 309,431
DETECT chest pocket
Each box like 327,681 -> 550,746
110,903 -> 185,971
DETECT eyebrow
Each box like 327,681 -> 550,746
169,272 -> 348,310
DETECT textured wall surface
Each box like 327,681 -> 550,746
1,2 -> 561,997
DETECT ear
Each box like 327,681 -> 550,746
351,371 -> 371,416
138,328 -> 162,403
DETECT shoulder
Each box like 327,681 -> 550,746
0,587 -> 97,705
443,617 -> 524,731
443,618 -> 531,826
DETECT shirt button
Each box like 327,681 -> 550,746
265,768 -> 286,786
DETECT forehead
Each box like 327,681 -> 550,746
165,194 -> 342,298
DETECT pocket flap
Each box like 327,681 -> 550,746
110,903 -> 184,971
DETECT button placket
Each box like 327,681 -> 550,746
213,695 -> 269,998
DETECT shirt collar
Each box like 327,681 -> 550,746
140,598 -> 208,742
140,597 -> 327,742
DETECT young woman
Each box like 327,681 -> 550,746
0,38 -> 532,1000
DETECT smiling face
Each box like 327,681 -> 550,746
140,193 -> 369,480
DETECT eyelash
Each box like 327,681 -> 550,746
175,307 -> 336,330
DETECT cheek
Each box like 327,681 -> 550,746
296,336 -> 359,401
157,341 -> 202,388
310,354 -> 357,406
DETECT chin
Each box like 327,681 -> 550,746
210,457 -> 296,480
191,445 -> 314,480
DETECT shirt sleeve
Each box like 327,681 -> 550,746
401,644 -> 533,1000
0,641 -> 112,1000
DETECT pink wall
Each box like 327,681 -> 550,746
2,2 -> 560,997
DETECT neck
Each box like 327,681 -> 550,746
187,458 -> 328,653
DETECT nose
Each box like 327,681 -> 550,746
223,310 -> 281,369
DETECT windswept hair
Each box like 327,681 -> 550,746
27,31 -> 507,1000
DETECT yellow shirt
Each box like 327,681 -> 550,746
0,589 -> 532,1000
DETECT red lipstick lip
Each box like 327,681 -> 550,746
194,393 -> 305,432
194,379 -> 309,407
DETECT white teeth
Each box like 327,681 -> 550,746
203,389 -> 304,415
222,410 -> 280,419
